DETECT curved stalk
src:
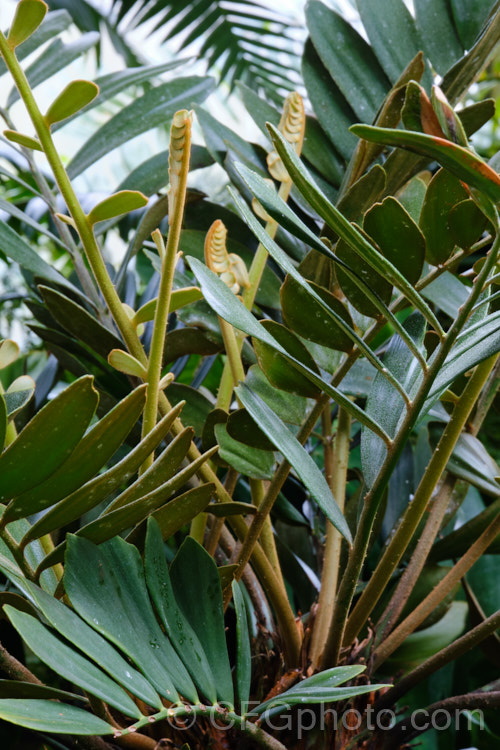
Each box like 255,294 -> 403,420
249,478 -> 284,586
0,30 -> 146,365
373,509 -> 500,668
321,225 -> 500,668
116,704 -> 288,750
309,406 -> 351,670
347,355 -> 497,646
384,692 -> 500,750
374,609 -> 500,713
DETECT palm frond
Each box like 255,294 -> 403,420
47,0 -> 303,95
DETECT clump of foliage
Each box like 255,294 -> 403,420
1,1 -> 500,749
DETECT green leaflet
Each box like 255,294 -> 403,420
5,607 -> 142,719
87,190 -> 148,224
306,0 -> 390,123
363,197 -> 425,285
170,537 -> 234,706
0,572 -> 162,709
0,219 -> 74,289
419,168 -> 469,265
45,79 -> 99,126
38,285 -> 124,360
6,0 -> 47,49
0,699 -> 114,736
254,320 -> 322,399
0,376 -> 98,505
422,311 -> 500,410
350,124 -> 500,203
251,665 -> 388,715
3,380 -> 35,422
244,365 -> 306,426
413,0 -> 463,75
4,385 -> 147,525
188,256 -> 390,443
301,39 -> 357,161
281,276 -> 354,352
236,383 -> 352,543
65,535 -> 197,704
51,60 -> 187,132
230,185 -> 427,382
145,519 -> 218,704
133,287 -> 204,324
36,456 -> 215,574
356,0 -> 431,87
104,427 -> 194,513
215,423 -> 275,479
232,581 -> 251,711
7,34 -> 99,107
135,483 -> 215,543
67,77 -> 214,177
266,125 -> 445,336
361,313 -> 426,488
24,401 -> 184,547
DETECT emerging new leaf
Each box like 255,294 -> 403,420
168,110 -> 192,222
267,91 -> 305,182
204,220 -> 249,295
431,85 -> 468,147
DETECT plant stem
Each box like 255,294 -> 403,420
250,478 -> 284,583
0,106 -> 101,310
309,406 -> 351,670
232,393 -> 328,585
0,31 -> 146,365
141,109 -> 191,470
219,318 -> 245,390
215,179 -> 293,412
359,355 -> 497,644
384,692 -> 500,749
374,609 -> 500,712
116,704 -> 288,750
0,638 -> 42,683
321,225 -> 500,668
205,469 -> 239,555
373,508 -> 500,667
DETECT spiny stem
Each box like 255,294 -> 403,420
309,406 -> 351,670
219,318 -> 245,391
347,355 -> 497,645
117,705 -> 288,750
250,478 -> 284,586
374,608 -> 500,712
321,223 -> 500,668
231,393 -> 327,589
373,508 -> 500,668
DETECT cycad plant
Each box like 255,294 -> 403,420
0,0 -> 500,748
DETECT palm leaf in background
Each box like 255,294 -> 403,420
46,0 -> 303,93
